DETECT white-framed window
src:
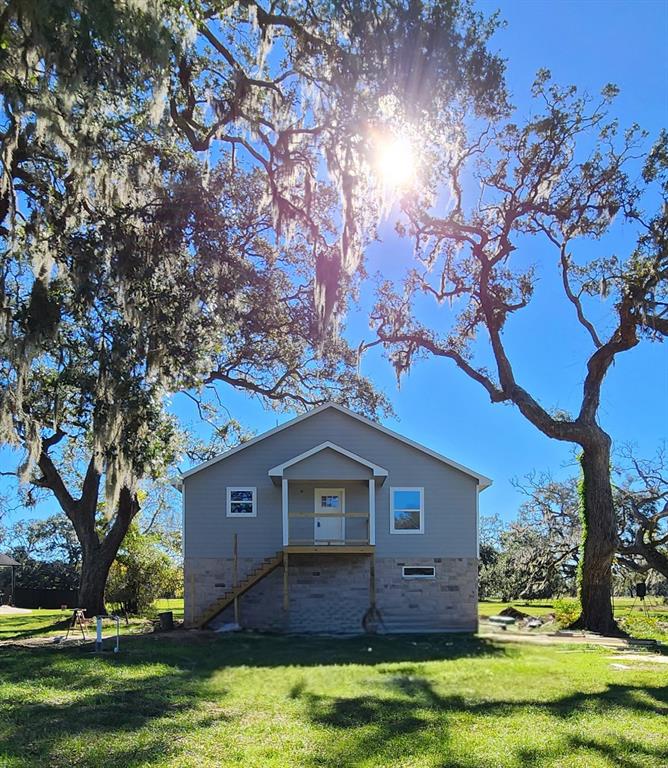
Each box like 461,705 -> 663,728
390,487 -> 424,534
226,487 -> 257,517
402,565 -> 435,579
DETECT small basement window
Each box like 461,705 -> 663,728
226,487 -> 257,517
402,566 -> 435,579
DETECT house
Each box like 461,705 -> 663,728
180,403 -> 491,633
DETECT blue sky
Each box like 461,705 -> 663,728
2,0 -> 667,526
173,0 -> 668,522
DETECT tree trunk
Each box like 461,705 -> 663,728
37,450 -> 140,617
576,436 -> 620,635
74,489 -> 139,616
77,549 -> 113,616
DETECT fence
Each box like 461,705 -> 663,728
13,587 -> 78,609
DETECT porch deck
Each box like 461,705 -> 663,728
283,545 -> 375,554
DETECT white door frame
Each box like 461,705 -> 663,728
314,488 -> 345,543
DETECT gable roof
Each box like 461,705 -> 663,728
179,403 -> 492,490
268,441 -> 389,480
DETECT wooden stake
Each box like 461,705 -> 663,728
283,551 -> 289,611
188,570 -> 195,626
369,554 -> 376,609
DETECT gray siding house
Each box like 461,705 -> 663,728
181,403 -> 491,633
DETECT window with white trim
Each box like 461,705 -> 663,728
402,566 -> 435,579
226,487 -> 257,517
390,487 -> 424,533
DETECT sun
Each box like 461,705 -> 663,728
374,133 -> 417,190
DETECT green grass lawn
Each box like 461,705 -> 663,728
2,597 -> 666,643
479,598 -> 668,643
0,608 -> 71,640
479,596 -> 668,619
0,632 -> 666,768
0,600 -> 186,642
479,600 -> 557,618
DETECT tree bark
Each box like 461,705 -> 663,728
74,486 -> 139,616
36,449 -> 140,617
77,545 -> 115,616
575,435 -> 620,635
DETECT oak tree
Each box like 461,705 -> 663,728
1,1 -> 508,613
368,74 -> 667,633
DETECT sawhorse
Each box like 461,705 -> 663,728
65,609 -> 87,640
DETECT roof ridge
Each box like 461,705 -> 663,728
178,402 -> 492,490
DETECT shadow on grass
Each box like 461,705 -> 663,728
0,633 -> 501,767
0,617 -> 71,642
88,631 -> 504,670
301,671 -> 668,768
516,734 -> 667,768
0,645 -> 229,767
0,633 -> 665,767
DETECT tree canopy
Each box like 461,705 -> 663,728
0,0 -> 509,613
167,0 -> 509,331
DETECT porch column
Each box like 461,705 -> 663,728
282,478 -> 289,547
368,478 -> 376,545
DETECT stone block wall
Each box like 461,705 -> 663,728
185,554 -> 478,633
184,555 -> 266,627
375,556 -> 478,632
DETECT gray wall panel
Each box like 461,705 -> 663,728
184,407 -> 479,560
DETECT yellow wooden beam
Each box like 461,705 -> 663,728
288,538 -> 370,545
196,551 -> 283,628
288,511 -> 369,518
283,545 -> 375,554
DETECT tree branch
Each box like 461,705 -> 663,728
559,245 -> 603,348
579,296 -> 639,424
36,451 -> 75,516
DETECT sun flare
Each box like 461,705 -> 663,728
374,134 -> 417,190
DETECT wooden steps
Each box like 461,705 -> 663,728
196,551 -> 284,628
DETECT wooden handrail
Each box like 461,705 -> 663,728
288,538 -> 371,546
288,511 -> 369,518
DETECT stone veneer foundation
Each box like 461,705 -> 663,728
185,554 -> 478,633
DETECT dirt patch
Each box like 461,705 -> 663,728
0,627 -> 222,652
479,626 -> 659,650
608,653 -> 668,667
499,606 -> 530,620
0,635 -> 89,650
0,605 -> 33,615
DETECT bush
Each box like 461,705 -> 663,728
553,598 -> 580,628
619,614 -> 668,643
106,524 -> 181,616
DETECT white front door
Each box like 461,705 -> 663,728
314,488 -> 345,544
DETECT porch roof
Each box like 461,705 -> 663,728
268,441 -> 388,485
